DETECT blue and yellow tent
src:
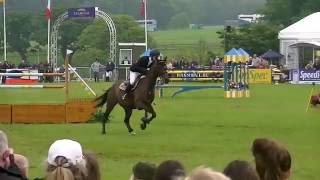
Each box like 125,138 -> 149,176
224,48 -> 240,63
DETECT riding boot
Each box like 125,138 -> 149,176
122,84 -> 133,100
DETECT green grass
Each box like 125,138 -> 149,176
0,83 -> 320,179
151,26 -> 224,57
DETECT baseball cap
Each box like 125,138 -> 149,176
47,139 -> 84,166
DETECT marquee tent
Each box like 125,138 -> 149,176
278,12 -> 320,69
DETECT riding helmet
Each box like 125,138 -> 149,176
149,49 -> 160,57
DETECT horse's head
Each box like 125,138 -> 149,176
149,56 -> 169,82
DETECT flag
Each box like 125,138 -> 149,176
45,0 -> 52,20
140,0 -> 145,17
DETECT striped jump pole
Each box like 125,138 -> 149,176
0,73 -> 65,76
0,85 -> 65,88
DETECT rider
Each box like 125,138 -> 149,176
122,49 -> 161,100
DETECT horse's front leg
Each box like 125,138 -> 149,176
123,108 -> 135,135
139,103 -> 156,130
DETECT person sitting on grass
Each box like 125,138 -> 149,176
129,161 -> 157,180
154,160 -> 186,180
223,160 -> 259,180
45,139 -> 100,180
0,130 -> 29,180
252,138 -> 292,180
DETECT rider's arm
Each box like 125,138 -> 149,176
130,65 -> 148,75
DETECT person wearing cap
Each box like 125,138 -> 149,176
154,160 -> 186,180
122,49 -> 161,100
45,139 -> 100,180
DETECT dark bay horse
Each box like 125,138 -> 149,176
95,59 -> 168,135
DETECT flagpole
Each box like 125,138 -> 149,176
47,18 -> 50,64
3,0 -> 6,61
144,0 -> 148,51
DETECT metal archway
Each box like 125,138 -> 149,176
50,8 -> 117,69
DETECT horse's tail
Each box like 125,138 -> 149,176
95,88 -> 111,108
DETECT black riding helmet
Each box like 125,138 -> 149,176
149,49 -> 160,58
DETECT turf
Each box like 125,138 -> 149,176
0,83 -> 319,179
151,26 -> 224,57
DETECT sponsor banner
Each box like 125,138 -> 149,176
167,70 -> 223,82
68,7 -> 96,19
299,69 -> 320,81
249,69 -> 272,84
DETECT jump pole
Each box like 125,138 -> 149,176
305,82 -> 315,112
0,73 -> 64,76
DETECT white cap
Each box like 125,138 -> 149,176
47,139 -> 84,166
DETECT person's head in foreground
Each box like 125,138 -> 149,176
154,160 -> 186,180
45,139 -> 100,180
186,166 -> 230,180
129,161 -> 157,180
252,138 -> 291,180
223,160 -> 259,180
0,130 -> 29,179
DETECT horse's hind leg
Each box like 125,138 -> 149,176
102,100 -> 117,135
123,108 -> 134,134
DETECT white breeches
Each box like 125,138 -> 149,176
105,71 -> 112,77
129,71 -> 140,85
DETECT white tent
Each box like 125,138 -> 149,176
278,12 -> 320,70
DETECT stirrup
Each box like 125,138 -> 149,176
122,93 -> 127,100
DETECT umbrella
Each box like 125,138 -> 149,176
260,49 -> 283,60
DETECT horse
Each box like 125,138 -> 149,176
95,59 -> 168,135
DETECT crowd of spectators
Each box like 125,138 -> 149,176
166,57 -> 224,70
304,58 -> 320,70
0,129 -> 292,180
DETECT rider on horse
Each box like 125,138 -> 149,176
122,49 -> 161,100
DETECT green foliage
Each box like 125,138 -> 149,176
217,23 -> 281,55
264,0 -> 320,26
168,12 -> 190,29
6,11 -> 34,60
72,48 -> 107,66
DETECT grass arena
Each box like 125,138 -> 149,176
0,82 -> 319,179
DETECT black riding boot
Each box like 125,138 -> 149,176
122,84 -> 133,100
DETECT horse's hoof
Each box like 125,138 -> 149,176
130,131 -> 136,135
140,123 -> 147,130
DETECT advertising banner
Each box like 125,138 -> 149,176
298,69 -> 320,82
248,69 -> 272,84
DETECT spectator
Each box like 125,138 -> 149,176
313,58 -> 320,70
18,60 -> 28,69
167,61 -> 173,70
105,61 -> 115,82
129,161 -> 157,180
154,160 -> 186,180
304,61 -> 314,70
45,139 -> 100,180
1,61 -> 10,84
187,166 -> 230,180
223,160 -> 259,180
0,130 -> 29,180
91,59 -> 103,82
252,138 -> 291,180
251,54 -> 260,68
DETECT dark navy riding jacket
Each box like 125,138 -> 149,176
130,56 -> 153,75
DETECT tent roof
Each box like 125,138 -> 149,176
225,48 -> 240,56
260,50 -> 283,60
279,12 -> 320,40
289,41 -> 320,48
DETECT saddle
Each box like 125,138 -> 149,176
119,75 -> 146,91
